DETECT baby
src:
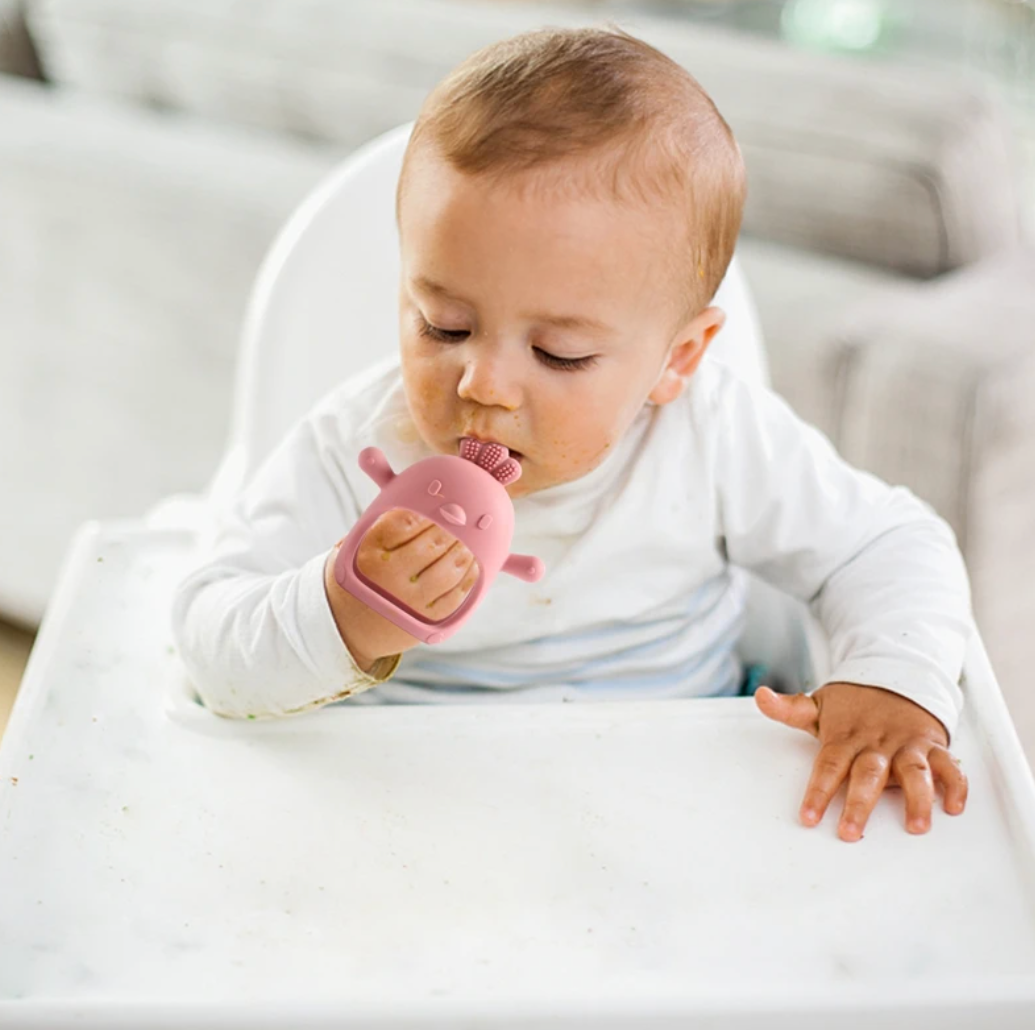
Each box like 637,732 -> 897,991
172,26 -> 973,844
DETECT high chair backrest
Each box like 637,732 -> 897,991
217,122 -> 770,496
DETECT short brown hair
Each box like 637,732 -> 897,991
396,25 -> 747,322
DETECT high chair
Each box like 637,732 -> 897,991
2,124 -> 1035,1029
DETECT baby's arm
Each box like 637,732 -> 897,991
171,401 -> 402,719
707,368 -> 974,838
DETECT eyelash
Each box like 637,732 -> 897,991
416,316 -> 598,372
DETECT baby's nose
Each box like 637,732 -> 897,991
439,502 -> 467,526
457,352 -> 521,411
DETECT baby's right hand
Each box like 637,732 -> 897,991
323,509 -> 480,673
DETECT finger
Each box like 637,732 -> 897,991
393,523 -> 464,577
928,747 -> 968,816
425,560 -> 481,620
839,749 -> 891,842
800,742 -> 856,828
416,545 -> 478,604
755,687 -> 820,737
369,509 -> 438,551
890,747 -> 935,834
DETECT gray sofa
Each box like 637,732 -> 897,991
2,0 -> 1032,738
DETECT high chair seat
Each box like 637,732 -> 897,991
2,124 -> 1034,1027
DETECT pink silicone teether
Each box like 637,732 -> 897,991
333,438 -> 545,645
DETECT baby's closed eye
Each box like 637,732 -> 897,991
416,314 -> 597,372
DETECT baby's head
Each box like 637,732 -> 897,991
395,26 -> 746,497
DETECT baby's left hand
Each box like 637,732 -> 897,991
755,682 -> 968,842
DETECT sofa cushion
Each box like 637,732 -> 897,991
647,29 -> 1024,283
25,0 -> 1023,279
735,234 -> 905,439
0,76 -> 334,621
829,250 -> 1035,543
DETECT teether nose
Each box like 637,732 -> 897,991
439,502 -> 467,526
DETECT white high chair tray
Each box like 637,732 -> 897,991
2,522 -> 1035,1029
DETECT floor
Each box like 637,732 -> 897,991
0,620 -> 35,741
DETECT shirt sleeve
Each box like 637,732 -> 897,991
170,409 -> 402,719
708,368 -> 976,741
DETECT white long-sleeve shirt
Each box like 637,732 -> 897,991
171,354 -> 975,738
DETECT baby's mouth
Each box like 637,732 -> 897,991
459,435 -> 524,462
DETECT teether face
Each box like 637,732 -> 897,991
334,438 -> 545,645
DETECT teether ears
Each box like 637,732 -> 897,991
333,438 -> 545,645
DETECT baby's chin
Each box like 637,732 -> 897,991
503,474 -> 538,500
511,459 -> 604,499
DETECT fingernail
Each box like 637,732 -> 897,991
843,821 -> 858,836
802,807 -> 818,823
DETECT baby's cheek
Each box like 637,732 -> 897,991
541,436 -> 611,480
550,409 -> 616,465
401,360 -> 451,425
574,438 -> 615,472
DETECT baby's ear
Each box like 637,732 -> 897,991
648,306 -> 725,406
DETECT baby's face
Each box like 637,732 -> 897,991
396,149 -> 715,498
